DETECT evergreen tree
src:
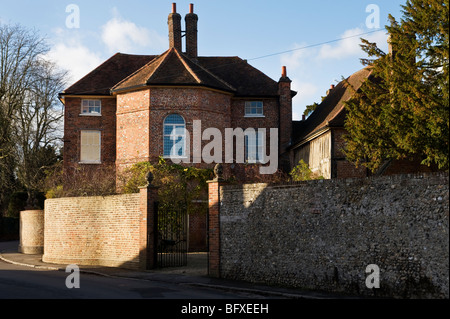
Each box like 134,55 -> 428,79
344,0 -> 449,171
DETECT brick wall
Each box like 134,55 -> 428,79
43,192 -> 150,269
188,203 -> 208,252
19,210 -> 44,254
116,87 -> 234,171
66,86 -> 291,181
115,86 -> 286,173
116,90 -> 151,166
332,128 -> 368,179
332,128 -> 438,179
231,98 -> 279,166
148,87 -> 232,164
63,97 -> 116,171
214,172 -> 449,298
208,180 -> 221,277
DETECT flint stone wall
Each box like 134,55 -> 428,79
219,172 -> 449,298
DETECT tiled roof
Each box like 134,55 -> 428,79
61,48 -> 285,97
61,53 -> 157,95
197,56 -> 281,97
292,67 -> 372,146
112,48 -> 236,93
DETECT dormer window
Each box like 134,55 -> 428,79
245,101 -> 264,117
81,99 -> 101,115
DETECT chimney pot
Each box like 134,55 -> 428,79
302,114 -> 306,121
168,3 -> 182,51
282,66 -> 287,78
185,4 -> 198,58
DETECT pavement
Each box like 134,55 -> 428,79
0,240 -> 356,299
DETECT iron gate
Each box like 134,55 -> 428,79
155,201 -> 188,268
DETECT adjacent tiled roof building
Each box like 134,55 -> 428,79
290,66 -> 440,179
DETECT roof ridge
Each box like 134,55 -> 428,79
64,53 -> 157,95
294,67 -> 372,143
111,50 -> 170,92
74,51 -> 280,97
64,53 -> 122,94
173,49 -> 202,84
326,67 -> 373,124
185,55 -> 237,91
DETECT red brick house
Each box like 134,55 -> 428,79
59,3 -> 296,181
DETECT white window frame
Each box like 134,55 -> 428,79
244,101 -> 264,117
80,130 -> 101,164
80,99 -> 102,116
245,130 -> 265,164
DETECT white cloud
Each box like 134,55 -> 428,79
280,27 -> 389,120
43,7 -> 169,88
101,8 -> 166,54
280,42 -> 315,73
293,81 -> 319,104
318,27 -> 388,60
319,28 -> 365,60
291,80 -> 319,119
45,42 -> 103,85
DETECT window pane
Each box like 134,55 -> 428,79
245,132 -> 256,162
245,101 -> 263,116
163,114 -> 185,157
163,137 -> 174,156
164,114 -> 184,125
245,131 -> 265,163
164,125 -> 173,135
174,126 -> 185,135
81,100 -> 101,114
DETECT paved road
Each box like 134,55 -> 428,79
0,258 -> 266,299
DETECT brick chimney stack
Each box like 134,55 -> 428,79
168,3 -> 182,51
185,3 -> 198,58
278,66 -> 293,169
387,34 -> 396,61
281,66 -> 287,78
326,84 -> 335,95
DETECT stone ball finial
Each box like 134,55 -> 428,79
146,171 -> 154,185
213,163 -> 224,181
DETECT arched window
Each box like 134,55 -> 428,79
163,114 -> 186,158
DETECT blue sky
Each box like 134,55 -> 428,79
1,0 -> 406,119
